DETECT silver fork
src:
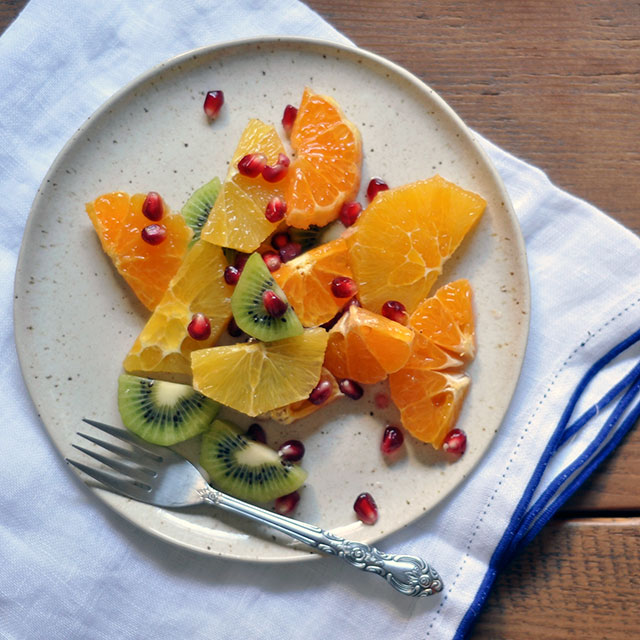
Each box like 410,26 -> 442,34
67,418 -> 443,597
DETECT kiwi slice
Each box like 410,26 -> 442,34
118,374 -> 220,445
231,252 -> 303,342
200,419 -> 307,502
289,225 -> 323,251
181,177 -> 221,245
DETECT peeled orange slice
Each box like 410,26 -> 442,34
346,175 -> 485,314
323,306 -> 413,384
286,88 -> 362,229
191,328 -> 329,416
86,192 -> 192,310
200,119 -> 287,252
123,241 -> 233,377
273,237 -> 353,327
269,367 -> 343,424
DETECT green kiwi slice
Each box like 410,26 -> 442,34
289,225 -> 323,251
181,177 -> 221,245
118,374 -> 220,445
200,419 -> 307,502
231,252 -> 303,342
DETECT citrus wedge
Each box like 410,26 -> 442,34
86,192 -> 192,310
273,237 -> 354,327
286,88 -> 362,229
123,240 -> 233,377
346,175 -> 485,314
323,306 -> 413,384
200,119 -> 288,252
191,328 -> 329,416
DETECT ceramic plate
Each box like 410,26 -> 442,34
14,37 -> 529,562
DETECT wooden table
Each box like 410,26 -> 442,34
3,1 -> 639,637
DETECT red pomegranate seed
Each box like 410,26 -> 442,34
366,177 -> 389,202
309,377 -> 332,405
339,378 -> 363,400
141,224 -> 166,245
331,276 -> 357,298
381,425 -> 404,455
262,290 -> 288,317
374,392 -> 390,409
282,104 -> 298,136
265,196 -> 287,223
262,158 -> 289,183
142,191 -> 164,221
224,265 -> 240,285
234,253 -> 249,270
274,491 -> 300,515
354,492 -> 378,525
262,251 -> 282,272
278,439 -> 305,462
227,316 -> 243,337
187,313 -> 211,341
279,242 -> 302,263
381,300 -> 408,325
271,232 -> 291,250
203,90 -> 224,119
277,152 -> 291,168
246,422 -> 267,443
442,429 -> 467,457
339,201 -> 362,227
238,153 -> 267,178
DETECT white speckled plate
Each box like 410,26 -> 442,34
14,37 -> 529,562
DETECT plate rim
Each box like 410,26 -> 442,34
13,35 -> 531,563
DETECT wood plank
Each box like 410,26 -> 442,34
472,518 -> 640,638
306,0 -> 640,232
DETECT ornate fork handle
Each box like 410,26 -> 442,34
200,486 -> 443,597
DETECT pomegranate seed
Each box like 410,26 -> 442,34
141,224 -> 166,245
274,491 -> 300,515
262,159 -> 289,183
187,313 -> 211,341
331,276 -> 357,298
271,232 -> 291,250
279,439 -> 305,462
262,251 -> 282,272
265,196 -> 287,223
238,153 -> 267,178
142,191 -> 164,221
381,425 -> 404,454
262,290 -> 288,317
339,379 -> 363,400
309,377 -> 332,405
442,429 -> 467,457
282,104 -> 298,136
366,177 -> 389,202
246,423 -> 267,443
279,242 -> 302,263
381,300 -> 408,325
354,492 -> 378,525
224,265 -> 241,285
227,316 -> 243,337
203,90 -> 224,119
234,253 -> 249,270
374,392 -> 390,409
339,201 -> 362,227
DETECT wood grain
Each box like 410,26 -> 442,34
472,518 -> 640,638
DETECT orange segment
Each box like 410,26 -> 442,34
86,192 -> 192,310
123,241 -> 233,377
389,369 -> 470,448
269,367 -> 343,424
200,119 -> 287,252
346,175 -> 485,314
286,88 -> 362,229
389,280 -> 476,447
273,237 -> 353,327
324,306 -> 413,384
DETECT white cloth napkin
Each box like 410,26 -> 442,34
2,1 -> 639,639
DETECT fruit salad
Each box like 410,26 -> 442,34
86,87 -> 485,525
